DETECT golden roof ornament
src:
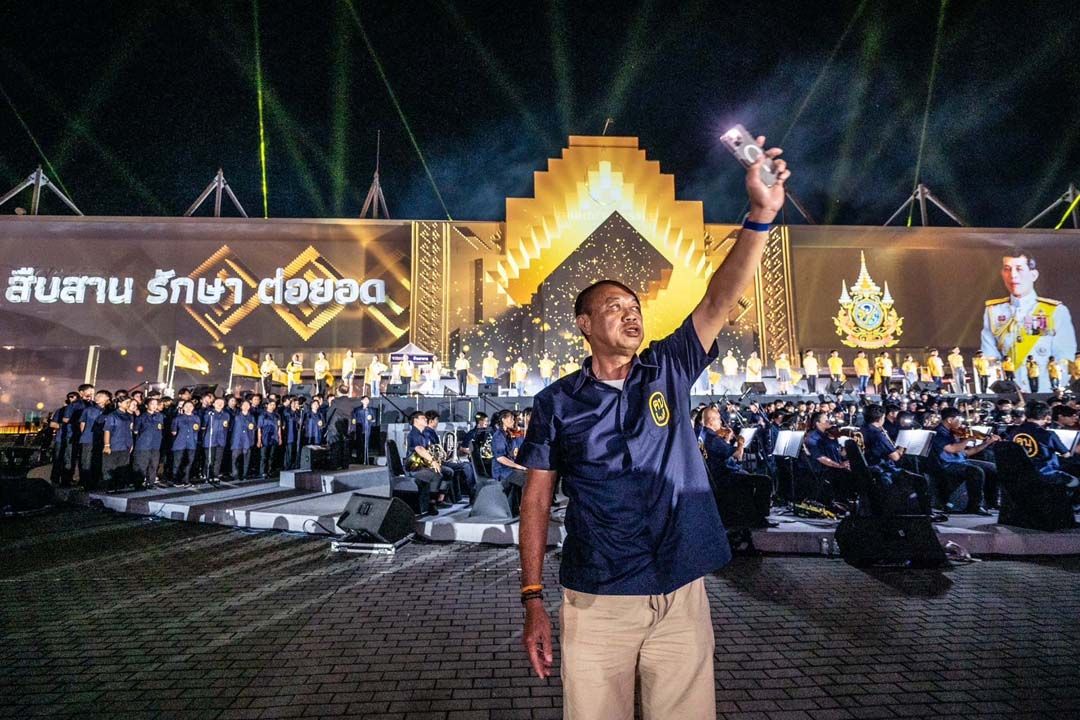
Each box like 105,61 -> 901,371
833,252 -> 904,348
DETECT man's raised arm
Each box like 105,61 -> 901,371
692,136 -> 790,350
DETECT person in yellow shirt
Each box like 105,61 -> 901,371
721,350 -> 740,393
1071,352 -> 1080,383
926,349 -> 945,386
1025,355 -> 1040,392
901,354 -> 919,391
341,350 -> 357,397
707,365 -> 722,394
482,351 -> 499,384
827,351 -> 845,386
1000,356 -> 1016,382
972,351 -> 991,393
560,356 -> 580,378
538,353 -> 556,388
366,354 -> 386,398
286,353 -> 303,395
512,357 -> 529,396
802,350 -> 819,394
313,352 -> 331,396
454,353 -> 471,396
260,353 -> 279,397
745,351 -> 763,384
874,352 -> 893,395
774,353 -> 792,395
853,351 -> 871,394
947,347 -> 966,395
1047,356 -> 1062,391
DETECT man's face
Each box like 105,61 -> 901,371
148,400 -> 160,413
814,415 -> 831,432
702,409 -> 722,432
1061,414 -> 1078,428
1001,255 -> 1038,297
413,416 -> 427,429
213,399 -> 225,411
429,418 -> 439,430
576,285 -> 643,355
477,418 -> 489,429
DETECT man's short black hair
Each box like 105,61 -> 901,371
1003,248 -> 1036,270
408,411 -> 425,424
573,279 -> 640,317
864,404 -> 886,424
424,410 -> 440,422
940,407 -> 962,421
1052,405 -> 1077,421
1026,400 -> 1051,421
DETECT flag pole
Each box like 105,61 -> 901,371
167,342 -> 177,392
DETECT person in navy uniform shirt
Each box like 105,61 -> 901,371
256,399 -> 282,478
350,396 -> 376,464
1007,400 -> 1080,491
929,407 -> 1000,514
302,397 -> 325,445
133,397 -> 164,489
424,410 -> 476,502
49,392 -> 79,484
516,135 -> 790,718
171,400 -> 200,487
404,411 -> 451,513
102,397 -> 135,491
804,411 -> 855,503
283,397 -> 303,470
860,404 -> 933,515
77,390 -> 111,491
231,400 -> 257,480
201,397 -> 230,484
699,407 -> 774,528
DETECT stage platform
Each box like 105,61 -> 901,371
69,468 -> 1080,557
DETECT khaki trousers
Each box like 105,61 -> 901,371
560,577 -> 715,720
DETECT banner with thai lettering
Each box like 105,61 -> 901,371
0,217 -> 412,350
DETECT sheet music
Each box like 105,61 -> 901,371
895,429 -> 934,458
772,430 -> 805,458
1052,429 -> 1079,452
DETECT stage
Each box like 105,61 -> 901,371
66,467 -> 1080,557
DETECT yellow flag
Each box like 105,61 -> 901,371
174,341 -> 209,374
230,353 -> 262,379
272,368 -> 288,385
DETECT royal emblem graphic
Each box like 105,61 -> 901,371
1012,434 -> 1039,459
833,252 -> 904,349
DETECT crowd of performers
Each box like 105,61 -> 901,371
46,384 -> 377,492
691,389 -> 1080,531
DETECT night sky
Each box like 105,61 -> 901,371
1,0 -> 1078,227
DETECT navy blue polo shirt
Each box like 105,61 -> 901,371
258,413 -> 281,446
490,428 -> 516,483
171,414 -> 199,451
102,412 -> 134,452
134,412 -> 164,451
231,413 -> 257,450
1008,422 -> 1069,473
518,313 -> 730,596
805,429 -> 843,465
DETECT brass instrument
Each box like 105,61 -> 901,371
479,432 -> 494,460
441,430 -> 458,459
404,451 -> 432,471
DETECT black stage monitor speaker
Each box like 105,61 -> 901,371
299,444 -> 331,471
741,382 -> 767,395
337,493 -> 414,543
834,515 -> 947,568
478,382 -> 500,397
910,381 -> 939,393
386,382 -> 410,396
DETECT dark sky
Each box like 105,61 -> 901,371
2,0 -> 1078,227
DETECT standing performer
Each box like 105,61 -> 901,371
802,350 -> 819,394
775,352 -> 792,395
927,349 -> 945,387
133,397 -> 164,489
902,354 -> 919,391
874,351 -> 893,395
827,350 -> 845,387
947,347 -> 966,394
350,395 -> 375,465
973,351 -> 991,393
256,399 -> 282,478
512,357 -> 529,396
721,349 -> 740,393
286,354 -> 303,395
170,400 -> 199,487
260,353 -> 279,397
313,352 -> 330,396
854,351 -> 871,394
538,353 -> 556,389
341,350 -> 357,397
454,352 -> 470,396
366,354 -> 386,398
482,351 -> 499,385
745,351 -> 763,384
517,136 -> 789,718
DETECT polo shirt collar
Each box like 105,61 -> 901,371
573,353 -> 659,393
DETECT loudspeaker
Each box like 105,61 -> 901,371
469,482 -> 513,520
386,382 -> 410,396
478,382 -> 499,397
834,515 -> 947,568
337,493 -> 415,543
910,381 -> 939,393
299,444 -> 331,471
0,476 -> 54,513
741,382 -> 767,395
989,380 -> 1019,395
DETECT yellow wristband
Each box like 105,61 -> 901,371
520,584 -> 544,594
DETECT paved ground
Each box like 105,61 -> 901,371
1,507 -> 1079,720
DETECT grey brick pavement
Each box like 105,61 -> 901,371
1,507 -> 1079,719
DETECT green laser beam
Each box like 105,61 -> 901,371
778,0 -> 868,147
908,0 -> 949,227
253,0 -> 270,218
0,81 -> 75,204
604,0 -> 653,121
1054,191 -> 1080,230
345,0 -> 452,221
331,1 -> 350,216
548,0 -> 573,134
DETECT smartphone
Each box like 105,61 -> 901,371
720,124 -> 777,187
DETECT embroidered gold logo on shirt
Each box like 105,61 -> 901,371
649,391 -> 670,427
1012,434 -> 1039,459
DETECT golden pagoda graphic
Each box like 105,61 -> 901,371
833,252 -> 903,348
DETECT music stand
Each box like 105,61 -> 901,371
739,428 -> 758,446
1052,429 -> 1079,453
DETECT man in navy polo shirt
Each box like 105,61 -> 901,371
518,137 -> 789,719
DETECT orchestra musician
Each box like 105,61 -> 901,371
490,409 -> 527,515
929,407 -> 999,515
404,411 -> 452,514
804,411 -> 855,503
699,407 -> 775,528
861,404 -> 934,516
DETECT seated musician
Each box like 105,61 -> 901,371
882,404 -> 902,441
424,410 -> 476,500
404,411 -> 452,513
699,407 -> 775,528
491,409 -> 528,515
929,408 -> 998,515
861,404 -> 933,516
1006,401 -> 1080,491
804,411 -> 855,502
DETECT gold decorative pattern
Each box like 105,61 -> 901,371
271,246 -> 347,342
184,245 -> 261,341
410,221 -> 450,357
754,225 -> 798,364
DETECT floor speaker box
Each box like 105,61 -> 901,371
299,445 -> 331,471
834,514 -> 947,568
337,493 -> 414,543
